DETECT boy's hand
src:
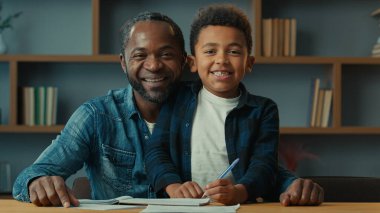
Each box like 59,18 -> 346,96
204,179 -> 247,205
28,176 -> 79,208
165,182 -> 203,198
279,178 -> 324,206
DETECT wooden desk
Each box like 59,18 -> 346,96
1,199 -> 380,213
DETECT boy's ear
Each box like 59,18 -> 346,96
187,55 -> 198,73
246,56 -> 255,73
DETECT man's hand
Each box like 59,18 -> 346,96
165,182 -> 203,198
28,176 -> 79,208
204,179 -> 247,205
280,178 -> 324,206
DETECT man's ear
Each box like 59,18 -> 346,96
246,56 -> 255,73
120,54 -> 127,74
187,55 -> 198,73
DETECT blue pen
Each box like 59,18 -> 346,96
201,158 -> 240,198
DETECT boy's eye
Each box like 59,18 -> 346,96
203,49 -> 216,55
228,49 -> 242,55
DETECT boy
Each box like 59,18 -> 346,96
145,4 -> 278,205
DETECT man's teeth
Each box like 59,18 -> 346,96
144,77 -> 165,82
213,71 -> 230,77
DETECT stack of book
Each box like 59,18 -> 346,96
309,78 -> 333,128
22,86 -> 58,126
371,8 -> 380,57
262,18 -> 297,57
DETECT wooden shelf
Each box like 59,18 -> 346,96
0,125 -> 65,133
0,54 -> 120,62
255,56 -> 380,65
281,127 -> 380,135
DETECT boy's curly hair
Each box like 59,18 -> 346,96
190,4 -> 252,55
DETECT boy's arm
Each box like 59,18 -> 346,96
145,100 -> 183,196
236,100 -> 279,202
13,104 -> 93,206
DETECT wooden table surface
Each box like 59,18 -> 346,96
1,199 -> 380,213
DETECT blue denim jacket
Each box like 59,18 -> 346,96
13,85 -> 156,202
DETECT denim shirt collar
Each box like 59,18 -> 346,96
124,84 -> 141,120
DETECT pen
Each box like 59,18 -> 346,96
201,158 -> 240,198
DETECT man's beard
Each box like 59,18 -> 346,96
127,74 -> 176,104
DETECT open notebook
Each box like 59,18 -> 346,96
79,195 -> 210,206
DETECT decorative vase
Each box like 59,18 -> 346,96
0,33 -> 7,54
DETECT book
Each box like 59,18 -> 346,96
46,87 -> 54,126
315,89 -> 325,127
278,19 -> 284,56
283,19 -> 291,56
52,87 -> 58,125
38,87 -> 46,125
290,18 -> 297,56
262,19 -> 273,57
321,89 -> 333,128
141,204 -> 240,213
310,78 -> 320,127
272,18 -> 279,57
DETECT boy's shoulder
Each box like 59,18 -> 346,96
240,84 -> 277,108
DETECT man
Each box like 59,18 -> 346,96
13,12 -> 186,207
13,11 -> 322,208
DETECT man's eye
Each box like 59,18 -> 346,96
161,52 -> 175,59
132,54 -> 146,59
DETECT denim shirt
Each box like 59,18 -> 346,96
13,85 -> 156,202
145,81 -> 279,201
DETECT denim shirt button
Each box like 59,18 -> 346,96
144,135 -> 149,140
185,123 -> 189,127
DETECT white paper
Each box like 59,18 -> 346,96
119,197 -> 210,206
79,195 -> 133,205
140,203 -> 240,213
72,203 -> 143,211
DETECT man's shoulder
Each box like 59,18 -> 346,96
83,88 -> 132,114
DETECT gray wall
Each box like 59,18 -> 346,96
1,0 -> 380,192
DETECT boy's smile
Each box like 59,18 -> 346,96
188,25 -> 254,98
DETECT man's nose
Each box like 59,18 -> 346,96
144,56 -> 162,72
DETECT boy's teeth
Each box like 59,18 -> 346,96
213,71 -> 229,76
145,77 -> 164,82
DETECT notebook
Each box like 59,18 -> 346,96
79,196 -> 210,206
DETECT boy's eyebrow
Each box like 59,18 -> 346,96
200,42 -> 244,48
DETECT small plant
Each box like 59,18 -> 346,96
0,2 -> 22,33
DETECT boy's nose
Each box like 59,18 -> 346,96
215,54 -> 229,64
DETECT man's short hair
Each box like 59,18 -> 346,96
120,12 -> 186,57
190,4 -> 252,55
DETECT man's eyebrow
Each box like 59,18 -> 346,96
130,47 -> 146,53
158,45 -> 177,51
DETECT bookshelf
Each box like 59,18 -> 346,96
1,0 -> 380,184
251,0 -> 380,133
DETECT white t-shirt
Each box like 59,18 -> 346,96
191,87 -> 240,188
